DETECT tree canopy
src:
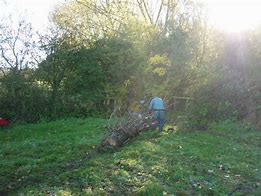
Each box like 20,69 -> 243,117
0,0 -> 260,127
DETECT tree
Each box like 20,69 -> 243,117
36,29 -> 78,118
0,18 -> 39,120
0,18 -> 37,74
62,37 -> 145,116
52,0 -> 133,44
220,32 -> 261,124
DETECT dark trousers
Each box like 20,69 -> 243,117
152,110 -> 164,132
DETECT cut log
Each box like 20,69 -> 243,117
101,113 -> 157,148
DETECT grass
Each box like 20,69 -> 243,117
0,118 -> 260,195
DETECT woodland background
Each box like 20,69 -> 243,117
0,0 -> 260,129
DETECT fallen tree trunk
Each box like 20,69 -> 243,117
101,113 -> 156,148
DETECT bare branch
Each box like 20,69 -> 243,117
136,0 -> 149,23
0,66 -> 6,77
141,0 -> 153,24
0,46 -> 14,68
155,0 -> 164,25
163,0 -> 170,33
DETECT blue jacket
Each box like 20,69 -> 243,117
148,97 -> 165,111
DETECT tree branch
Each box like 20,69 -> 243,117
141,0 -> 153,25
155,0 -> 164,25
0,46 -> 14,68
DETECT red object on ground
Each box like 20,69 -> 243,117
0,118 -> 10,127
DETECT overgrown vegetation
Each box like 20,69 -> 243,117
0,0 -> 260,127
0,119 -> 260,195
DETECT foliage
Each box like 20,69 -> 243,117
0,69 -> 49,122
186,30 -> 261,129
0,0 -> 260,127
0,18 -> 41,122
209,119 -> 259,133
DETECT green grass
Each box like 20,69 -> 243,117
0,119 -> 260,195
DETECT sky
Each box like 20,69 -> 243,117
1,0 -> 261,33
0,0 -> 66,32
204,0 -> 261,33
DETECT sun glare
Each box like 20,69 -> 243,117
203,0 -> 261,33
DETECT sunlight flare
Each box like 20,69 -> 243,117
203,0 -> 261,32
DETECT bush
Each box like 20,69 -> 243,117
208,119 -> 258,132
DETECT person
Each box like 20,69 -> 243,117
148,96 -> 165,132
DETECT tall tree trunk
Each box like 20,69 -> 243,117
51,83 -> 59,119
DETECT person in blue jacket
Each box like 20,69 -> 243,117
148,96 -> 165,132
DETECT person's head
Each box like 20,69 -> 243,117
145,93 -> 152,99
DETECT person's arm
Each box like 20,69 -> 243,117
148,99 -> 153,112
